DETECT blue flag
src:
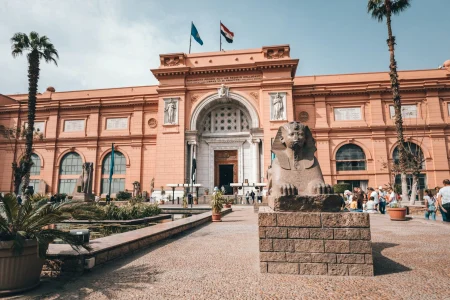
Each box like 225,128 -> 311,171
109,143 -> 115,184
191,23 -> 203,46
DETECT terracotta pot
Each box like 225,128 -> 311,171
194,200 -> 198,205
388,207 -> 407,221
224,204 -> 231,208
0,240 -> 45,295
212,213 -> 222,222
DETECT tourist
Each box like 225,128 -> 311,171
367,187 -> 379,211
366,197 -> 378,213
188,193 -> 193,204
250,190 -> 255,204
355,187 -> 366,210
423,189 -> 436,221
387,187 -> 398,207
349,198 -> 359,212
245,191 -> 250,205
378,186 -> 387,214
437,179 -> 450,222
344,190 -> 352,204
257,189 -> 262,203
221,185 -> 225,194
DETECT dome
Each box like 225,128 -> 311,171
46,86 -> 55,92
443,60 -> 450,68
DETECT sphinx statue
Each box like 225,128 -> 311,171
267,122 -> 339,211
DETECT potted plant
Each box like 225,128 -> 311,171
224,197 -> 233,208
193,197 -> 198,205
211,191 -> 224,222
388,202 -> 407,221
0,194 -> 98,295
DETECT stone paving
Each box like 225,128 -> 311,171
12,207 -> 450,300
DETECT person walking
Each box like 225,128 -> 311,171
245,191 -> 250,205
250,190 -> 255,204
378,186 -> 387,214
437,179 -> 450,222
423,189 -> 436,221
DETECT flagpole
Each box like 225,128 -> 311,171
219,20 -> 222,51
189,21 -> 192,54
108,143 -> 114,199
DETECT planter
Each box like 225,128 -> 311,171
194,200 -> 198,205
388,207 -> 407,221
224,204 -> 231,208
212,213 -> 222,222
0,240 -> 45,295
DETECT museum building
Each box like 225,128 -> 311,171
1,45 -> 450,197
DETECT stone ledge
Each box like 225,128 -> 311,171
45,208 -> 233,275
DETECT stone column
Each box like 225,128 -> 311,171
253,139 -> 261,183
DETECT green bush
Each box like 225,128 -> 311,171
394,184 -> 402,195
116,191 -> 132,200
333,183 -> 351,194
29,193 -> 49,202
103,203 -> 161,220
54,193 -> 67,202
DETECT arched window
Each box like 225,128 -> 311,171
101,151 -> 126,194
336,144 -> 366,171
60,152 -> 82,175
59,152 -> 83,195
30,153 -> 41,175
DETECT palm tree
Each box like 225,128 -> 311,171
10,32 -> 58,195
367,0 -> 411,202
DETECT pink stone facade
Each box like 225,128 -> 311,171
1,45 -> 450,195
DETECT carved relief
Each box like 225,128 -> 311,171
298,111 -> 309,122
267,49 -> 284,59
250,91 -> 259,101
191,94 -> 201,103
217,84 -> 231,103
164,57 -> 180,67
148,118 -> 157,128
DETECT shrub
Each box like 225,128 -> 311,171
54,193 -> 67,202
103,203 -> 161,220
29,193 -> 49,202
116,191 -> 132,201
333,183 -> 351,194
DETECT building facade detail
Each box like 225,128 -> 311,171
1,45 -> 449,196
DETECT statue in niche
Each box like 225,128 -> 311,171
272,93 -> 284,120
165,99 -> 177,124
267,121 -> 332,197
217,84 -> 229,98
133,181 -> 141,197
81,162 -> 93,193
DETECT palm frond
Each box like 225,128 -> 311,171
367,0 -> 387,22
391,0 -> 411,15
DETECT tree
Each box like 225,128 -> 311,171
367,0 -> 411,202
10,32 -> 58,195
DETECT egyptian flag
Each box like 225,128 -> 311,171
220,22 -> 234,43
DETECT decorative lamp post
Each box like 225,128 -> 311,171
167,184 -> 177,205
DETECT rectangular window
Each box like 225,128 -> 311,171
106,118 -> 128,130
101,178 -> 125,194
64,120 -> 85,132
25,121 -> 45,136
336,161 -> 366,171
58,179 -> 77,195
334,107 -> 361,121
389,105 -> 417,119
18,179 -> 41,195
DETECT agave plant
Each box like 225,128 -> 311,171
0,194 -> 102,257
211,191 -> 224,214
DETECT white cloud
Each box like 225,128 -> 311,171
0,0 -> 183,94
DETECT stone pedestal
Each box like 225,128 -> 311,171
268,195 -> 342,212
258,207 -> 374,276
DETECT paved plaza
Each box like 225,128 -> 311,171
12,207 -> 450,300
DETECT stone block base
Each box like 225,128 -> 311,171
259,207 -> 373,276
268,194 -> 342,212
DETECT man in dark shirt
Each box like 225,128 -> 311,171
355,187 -> 367,210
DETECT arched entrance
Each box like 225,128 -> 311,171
187,91 -> 263,195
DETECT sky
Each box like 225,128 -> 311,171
0,0 -> 449,95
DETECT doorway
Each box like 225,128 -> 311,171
219,164 -> 233,194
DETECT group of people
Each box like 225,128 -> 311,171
342,179 -> 450,222
244,190 -> 261,204
344,186 -> 394,214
